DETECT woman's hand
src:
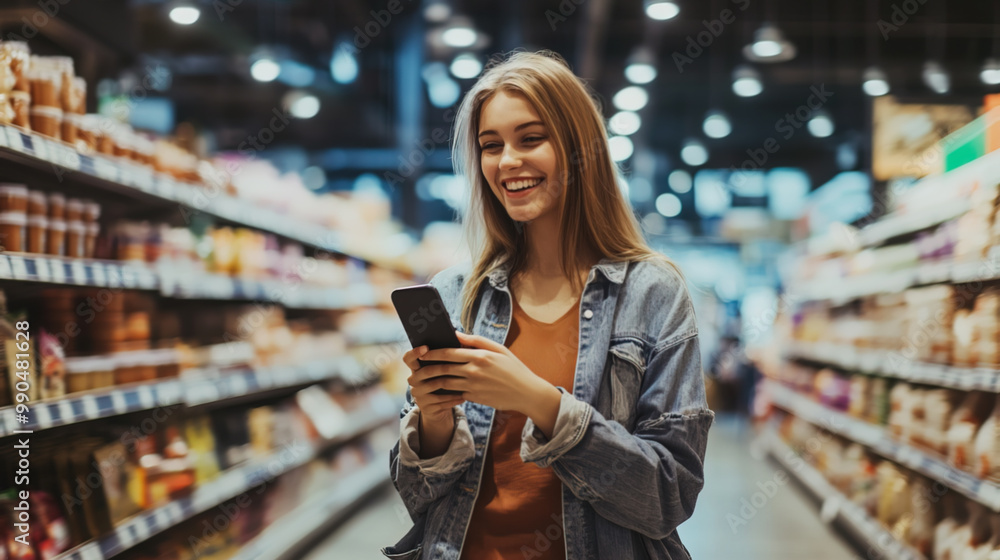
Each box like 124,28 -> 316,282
402,345 -> 465,459
413,332 -> 563,437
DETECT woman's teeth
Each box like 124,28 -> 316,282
505,179 -> 543,191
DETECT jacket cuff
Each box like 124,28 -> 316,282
520,388 -> 592,468
398,405 -> 475,476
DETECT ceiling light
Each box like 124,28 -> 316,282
807,111 -> 834,138
644,0 -> 680,21
862,66 -> 890,96
169,5 -> 200,25
668,169 -> 692,193
609,111 -> 642,136
923,61 -> 950,94
450,53 -> 482,79
289,94 -> 320,119
743,24 -> 796,63
250,58 -> 280,82
331,44 -> 358,84
424,1 -> 451,22
625,48 -> 657,84
656,193 -> 682,218
703,111 -> 732,139
981,58 -> 1000,85
609,136 -> 634,162
732,65 -> 763,97
442,25 -> 477,47
612,86 -> 649,111
680,139 -> 708,167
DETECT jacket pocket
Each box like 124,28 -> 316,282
604,339 -> 646,431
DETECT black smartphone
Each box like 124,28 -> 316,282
391,284 -> 463,396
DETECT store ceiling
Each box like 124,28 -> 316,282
2,0 -> 999,205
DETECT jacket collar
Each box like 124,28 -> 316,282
486,257 -> 628,289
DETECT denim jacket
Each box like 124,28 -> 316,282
384,257 -> 714,560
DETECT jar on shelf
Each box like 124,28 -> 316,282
47,192 -> 65,220
0,212 -> 26,252
27,191 -> 45,216
66,198 -> 83,221
0,42 -> 30,93
28,62 -> 59,108
0,184 -> 27,213
0,93 -> 12,125
78,114 -> 97,152
27,214 -> 46,253
9,90 -> 29,129
61,112 -> 79,146
84,222 -> 99,258
66,220 -> 85,258
46,218 -> 65,255
29,105 -> 62,139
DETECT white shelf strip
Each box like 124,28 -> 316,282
53,408 -> 397,560
768,382 -> 1000,512
762,428 -> 927,560
786,343 -> 1000,393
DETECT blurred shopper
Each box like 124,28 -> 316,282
385,51 -> 713,560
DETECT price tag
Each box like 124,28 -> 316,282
62,146 -> 81,171
137,386 -> 155,409
91,263 -> 107,286
77,543 -> 103,560
9,256 -> 28,279
118,165 -> 134,187
120,265 -> 137,288
33,258 -> 50,282
132,515 -> 151,540
116,524 -> 137,549
50,259 -> 66,283
34,405 -> 52,428
133,169 -> 154,192
71,260 -> 88,284
111,391 -> 128,414
94,158 -> 118,181
32,137 -> 49,161
82,395 -> 100,419
58,400 -> 74,424
0,255 -> 11,278
138,268 -> 157,290
229,374 -> 249,397
106,265 -> 123,288
155,508 -> 172,529
6,128 -> 24,152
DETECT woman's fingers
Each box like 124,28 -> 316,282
402,346 -> 428,372
409,374 -> 467,397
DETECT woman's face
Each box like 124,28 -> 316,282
478,90 -> 562,225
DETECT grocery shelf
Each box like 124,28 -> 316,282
0,124 -> 395,268
762,429 -> 927,560
768,382 -> 1000,512
0,253 -> 379,309
230,461 -> 390,560
52,405 -> 398,560
793,249 -> 1000,303
786,343 -> 1000,392
0,355 -> 371,438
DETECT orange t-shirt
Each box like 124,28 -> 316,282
459,294 -> 580,560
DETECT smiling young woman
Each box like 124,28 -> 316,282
384,51 -> 713,560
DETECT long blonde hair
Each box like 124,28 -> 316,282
452,50 -> 678,332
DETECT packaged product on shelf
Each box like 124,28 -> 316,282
888,383 -> 915,441
0,210 -> 25,252
973,394 -> 1000,481
934,494 -> 967,560
0,500 -> 37,559
0,92 -> 14,124
0,41 -> 30,93
10,89 -> 29,128
906,478 -> 936,556
903,285 -> 957,364
0,43 -> 15,93
923,388 -> 962,455
947,391 -> 995,470
248,405 -> 275,456
956,503 -> 995,559
183,415 -> 221,485
46,218 -> 65,255
29,105 -> 61,139
953,307 -> 976,366
38,329 -> 66,400
29,491 -> 71,558
874,462 -> 914,541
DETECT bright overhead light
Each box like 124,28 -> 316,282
625,48 -> 658,84
743,24 -> 796,63
644,0 -> 680,21
442,26 -> 477,47
612,86 -> 649,111
923,61 -> 950,94
656,193 -> 682,218
169,6 -> 200,25
331,44 -> 358,84
703,111 -> 732,139
668,169 -> 692,193
680,139 -> 708,167
981,58 -> 1000,85
424,1 -> 451,22
608,136 -> 634,162
450,53 -> 482,79
289,94 -> 320,119
609,111 -> 642,136
250,58 -> 280,82
732,65 -> 763,97
862,66 -> 890,96
807,111 -> 835,138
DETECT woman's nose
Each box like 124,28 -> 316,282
499,146 -> 521,169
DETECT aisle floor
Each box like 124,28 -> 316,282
303,415 -> 857,559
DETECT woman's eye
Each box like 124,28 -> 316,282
524,136 -> 544,143
481,142 -> 501,151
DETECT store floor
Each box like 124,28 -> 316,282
303,415 -> 856,559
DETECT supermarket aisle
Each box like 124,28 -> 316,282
304,414 -> 856,559
678,415 -> 855,559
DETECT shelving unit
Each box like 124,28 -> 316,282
762,429 -> 927,560
768,382 -> 1000,512
51,402 -> 398,560
785,343 -> 1000,393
